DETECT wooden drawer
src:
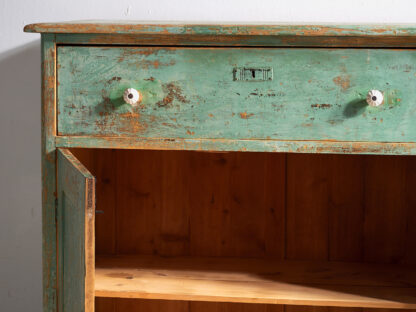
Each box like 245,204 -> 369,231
57,46 -> 416,142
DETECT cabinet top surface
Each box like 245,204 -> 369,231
23,21 -> 416,36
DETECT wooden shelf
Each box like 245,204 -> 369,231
95,255 -> 416,309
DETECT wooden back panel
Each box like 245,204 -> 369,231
71,149 -> 416,312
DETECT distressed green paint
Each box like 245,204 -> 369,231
41,34 -> 57,312
55,136 -> 416,156
58,46 -> 416,143
57,149 -> 95,312
24,22 -> 416,36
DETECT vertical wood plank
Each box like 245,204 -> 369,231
404,156 -> 416,265
159,151 -> 191,256
112,150 -> 286,259
41,33 -> 57,312
188,152 -> 285,258
329,154 -> 365,312
328,154 -> 364,262
363,155 -> 408,263
264,153 -> 286,259
286,153 -> 329,261
94,149 -> 117,255
362,155 -> 411,312
116,150 -> 193,256
116,150 -> 163,254
95,297 -> 115,312
188,152 -> 232,257
225,152 -> 265,257
286,153 -> 364,312
225,152 -> 285,258
71,149 -> 117,255
327,154 -> 364,312
285,153 -> 329,312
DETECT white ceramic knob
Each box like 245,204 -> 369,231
123,88 -> 141,106
366,90 -> 384,107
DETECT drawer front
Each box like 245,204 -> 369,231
57,46 -> 416,142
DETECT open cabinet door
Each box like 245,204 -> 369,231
57,149 -> 95,312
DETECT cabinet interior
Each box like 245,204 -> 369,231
70,148 -> 416,312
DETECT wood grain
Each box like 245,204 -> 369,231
70,149 -> 416,311
116,150 -> 163,255
109,150 -> 286,258
188,152 -> 285,258
94,255 -> 416,309
286,154 -> 365,312
286,154 -> 329,261
328,154 -> 364,262
71,149 -> 117,254
363,156 -> 408,264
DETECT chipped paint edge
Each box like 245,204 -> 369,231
41,34 -> 57,312
24,23 -> 416,37
56,136 -> 416,155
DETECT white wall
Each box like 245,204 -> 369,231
0,0 -> 414,311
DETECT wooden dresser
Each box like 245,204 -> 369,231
24,22 -> 416,312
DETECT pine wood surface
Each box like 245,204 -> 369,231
71,149 -> 416,312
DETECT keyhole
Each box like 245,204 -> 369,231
372,96 -> 377,101
251,70 -> 256,78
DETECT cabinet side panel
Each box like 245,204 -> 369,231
41,33 -> 57,312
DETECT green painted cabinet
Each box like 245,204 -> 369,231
24,22 -> 416,312
57,46 -> 415,143
57,149 -> 95,312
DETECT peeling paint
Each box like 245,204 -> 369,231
58,46 -> 416,143
239,112 -> 254,119
333,75 -> 350,91
311,104 -> 332,109
25,23 -> 416,38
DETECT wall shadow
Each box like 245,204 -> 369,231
0,40 -> 43,312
